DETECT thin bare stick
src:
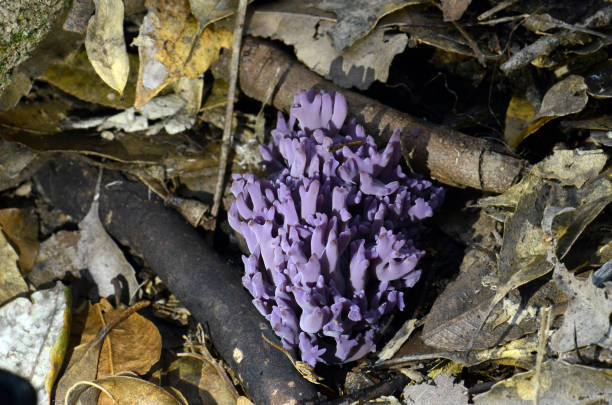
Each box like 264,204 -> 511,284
210,0 -> 249,222
533,306 -> 552,405
451,21 -> 487,65
477,0 -> 519,21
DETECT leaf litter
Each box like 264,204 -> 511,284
0,0 -> 611,403
0,283 -> 70,405
32,171 -> 139,298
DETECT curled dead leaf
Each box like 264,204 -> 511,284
66,375 -> 185,405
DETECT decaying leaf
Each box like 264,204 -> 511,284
0,207 -> 39,273
473,360 -> 612,404
0,71 -> 32,111
584,59 -> 612,99
166,356 -> 205,405
56,301 -> 152,403
42,48 -> 138,109
504,95 -> 536,148
55,321 -> 107,403
403,374 -> 469,405
173,76 -> 203,116
64,0 -> 96,34
319,0 -> 422,51
533,149 -> 608,187
377,318 -> 418,361
0,227 -> 28,305
32,181 -> 138,298
80,299 -> 162,378
0,140 -> 41,192
0,283 -> 70,405
133,0 -> 232,108
549,252 -> 612,352
79,186 -> 139,298
522,75 -> 589,139
0,100 -> 71,135
66,375 -> 185,405
189,0 -> 242,29
86,0 -> 130,94
422,150 -> 611,351
248,1 -> 408,89
380,7 -> 491,60
440,0 -> 472,22
199,358 -> 238,405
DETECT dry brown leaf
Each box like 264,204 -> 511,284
56,301 -> 154,403
86,0 -> 130,94
236,397 -> 254,405
64,0 -> 96,34
166,356 -> 204,405
248,1 -> 408,89
76,299 -> 162,405
173,77 -> 203,116
133,0 -> 232,108
473,360 -> 612,404
549,254 -> 612,353
403,374 -> 469,404
0,100 -> 71,135
66,375 -> 184,405
0,207 -> 39,273
92,300 -> 162,378
42,48 -> 138,109
423,152 -> 611,351
189,0 -> 243,29
0,71 -> 32,111
55,323 -> 107,402
30,231 -> 84,287
198,359 -> 237,405
522,75 -> 589,139
441,0 -> 472,22
0,228 -> 28,305
319,0 -> 422,51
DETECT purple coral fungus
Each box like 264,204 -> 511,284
229,89 -> 444,366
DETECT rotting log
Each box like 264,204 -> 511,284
211,37 -> 527,193
34,156 -> 319,405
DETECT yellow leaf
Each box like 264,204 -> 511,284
504,95 -> 536,148
133,0 -> 233,108
66,375 -> 184,405
86,0 -> 130,94
43,48 -> 137,109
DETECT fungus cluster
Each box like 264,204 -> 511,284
228,90 -> 444,366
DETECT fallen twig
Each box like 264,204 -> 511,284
211,0 -> 249,224
501,5 -> 612,74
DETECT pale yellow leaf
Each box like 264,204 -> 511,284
134,0 -> 232,108
86,0 -> 130,94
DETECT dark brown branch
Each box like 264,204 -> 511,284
34,156 -> 319,405
212,37 -> 527,193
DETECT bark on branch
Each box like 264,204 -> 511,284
212,37 -> 527,193
34,157 -> 319,405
